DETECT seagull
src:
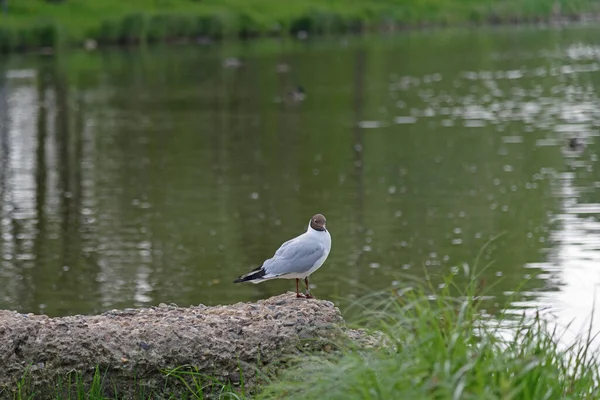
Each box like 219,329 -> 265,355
233,214 -> 331,298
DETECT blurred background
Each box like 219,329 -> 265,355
1,4 -> 600,342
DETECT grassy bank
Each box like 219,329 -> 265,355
6,270 -> 600,399
260,273 -> 600,399
0,0 -> 600,53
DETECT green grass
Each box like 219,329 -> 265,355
257,270 -> 600,400
1,0 -> 600,53
7,366 -> 112,400
4,365 -> 245,399
163,365 -> 245,400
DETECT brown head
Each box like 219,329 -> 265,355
309,214 -> 327,232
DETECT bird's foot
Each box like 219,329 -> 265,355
305,292 -> 314,299
296,293 -> 307,298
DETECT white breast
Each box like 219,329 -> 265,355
304,230 -> 331,277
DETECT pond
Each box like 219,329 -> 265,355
1,26 -> 599,336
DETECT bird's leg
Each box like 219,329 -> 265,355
304,277 -> 314,298
296,278 -> 306,298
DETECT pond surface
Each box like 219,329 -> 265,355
1,26 -> 600,333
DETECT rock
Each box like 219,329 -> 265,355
0,292 -> 368,398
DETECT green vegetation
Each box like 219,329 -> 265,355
163,366 -> 245,400
260,272 -> 600,399
4,365 -> 244,399
0,0 -> 600,53
6,268 -> 600,399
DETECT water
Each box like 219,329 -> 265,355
1,26 -> 600,328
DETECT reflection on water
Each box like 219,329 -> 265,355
1,27 -> 600,323
520,153 -> 600,345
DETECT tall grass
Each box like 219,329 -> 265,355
1,0 -> 600,53
3,365 -> 243,399
0,20 -> 64,53
258,270 -> 600,399
5,366 -> 114,400
163,365 -> 245,400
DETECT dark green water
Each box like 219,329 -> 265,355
1,26 -> 600,326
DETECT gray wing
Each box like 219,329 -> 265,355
273,237 -> 295,257
262,238 -> 325,277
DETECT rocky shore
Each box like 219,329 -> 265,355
0,292 -> 373,398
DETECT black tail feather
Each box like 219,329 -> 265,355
233,267 -> 266,283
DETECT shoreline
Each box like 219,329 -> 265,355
1,8 -> 599,56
